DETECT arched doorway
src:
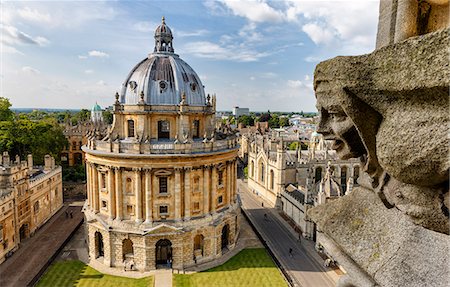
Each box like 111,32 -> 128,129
221,224 -> 229,250
95,231 -> 104,258
156,239 -> 172,267
193,234 -> 204,258
19,224 -> 28,241
122,239 -> 134,261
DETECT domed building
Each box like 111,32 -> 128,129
83,17 -> 239,271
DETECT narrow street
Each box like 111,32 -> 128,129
238,179 -> 337,287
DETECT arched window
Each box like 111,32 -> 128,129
95,231 -> 104,258
315,167 -> 322,183
158,120 -> 170,139
192,120 -> 200,139
341,166 -> 348,194
127,120 -> 135,137
270,170 -> 274,190
260,162 -> 265,183
34,201 -> 39,214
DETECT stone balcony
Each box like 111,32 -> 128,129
86,136 -> 239,156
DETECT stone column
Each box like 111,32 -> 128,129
134,168 -> 143,223
203,165 -> 210,215
211,166 -> 217,213
144,169 -> 152,224
93,165 -> 99,213
86,163 -> 92,208
174,168 -> 181,221
184,167 -> 191,220
108,166 -> 115,220
226,162 -> 231,206
115,167 -> 123,220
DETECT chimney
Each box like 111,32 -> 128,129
27,154 -> 33,171
2,152 -> 10,166
44,155 -> 52,171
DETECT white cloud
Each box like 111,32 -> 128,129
78,55 -> 88,60
84,69 -> 94,74
88,50 -> 109,58
182,41 -> 270,62
17,7 -> 51,23
250,76 -> 256,81
218,0 -> 284,23
302,23 -> 334,45
133,21 -> 158,33
96,80 -> 107,86
1,24 -> 50,47
287,80 -> 302,88
22,66 -> 41,74
176,29 -> 209,37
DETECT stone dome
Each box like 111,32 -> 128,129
120,17 -> 206,106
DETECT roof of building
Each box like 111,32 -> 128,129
92,102 -> 102,112
120,17 -> 206,106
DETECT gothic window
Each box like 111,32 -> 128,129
34,201 -> 39,214
270,170 -> 274,190
260,163 -> 265,183
341,166 -> 348,194
315,167 -> 322,183
159,177 -> 168,194
192,120 -> 200,139
158,120 -> 170,139
127,120 -> 135,138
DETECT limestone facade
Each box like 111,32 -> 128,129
0,153 -> 63,264
83,18 -> 239,271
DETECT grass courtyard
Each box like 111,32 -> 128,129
36,260 -> 153,287
174,248 -> 288,287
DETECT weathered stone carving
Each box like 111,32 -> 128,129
308,1 -> 449,286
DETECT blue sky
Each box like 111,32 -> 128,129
1,0 -> 379,112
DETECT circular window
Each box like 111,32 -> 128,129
159,81 -> 167,91
128,81 -> 137,91
190,83 -> 197,92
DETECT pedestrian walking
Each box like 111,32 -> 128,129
69,211 -> 73,218
261,202 -> 264,207
298,234 -> 302,243
289,248 -> 293,257
65,211 -> 69,218
264,213 -> 268,221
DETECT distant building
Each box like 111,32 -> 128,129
0,153 -> 63,263
61,103 -> 107,166
233,107 -> 249,118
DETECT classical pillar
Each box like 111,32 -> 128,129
184,167 -> 191,220
108,167 -> 115,220
234,160 -> 238,203
86,163 -> 92,208
93,165 -> 99,213
211,166 -> 217,213
203,165 -> 210,215
144,169 -> 152,223
115,167 -> 123,220
174,168 -> 181,221
134,168 -> 143,223
226,162 -> 231,205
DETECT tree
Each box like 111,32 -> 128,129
237,115 -> 254,127
268,114 -> 280,128
259,113 -> 271,122
103,110 -> 113,124
279,117 -> 290,127
0,97 -> 14,121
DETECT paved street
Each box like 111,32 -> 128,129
0,203 -> 84,287
238,179 -> 338,287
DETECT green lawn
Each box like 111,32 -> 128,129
174,248 -> 288,287
37,260 -> 153,287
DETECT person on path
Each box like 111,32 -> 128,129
289,248 -> 293,257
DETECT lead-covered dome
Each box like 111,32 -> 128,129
120,17 -> 206,106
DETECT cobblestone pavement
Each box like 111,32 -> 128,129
0,203 -> 84,287
238,179 -> 339,287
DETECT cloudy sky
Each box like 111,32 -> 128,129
1,0 -> 379,112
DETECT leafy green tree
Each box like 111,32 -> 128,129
289,142 -> 299,150
237,115 -> 254,127
103,110 -> 113,124
279,117 -> 291,127
0,97 -> 14,121
268,114 -> 280,128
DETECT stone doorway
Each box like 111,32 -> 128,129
19,223 -> 29,242
155,239 -> 172,268
221,224 -> 229,250
95,231 -> 104,258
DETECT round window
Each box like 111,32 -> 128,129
159,81 -> 167,91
